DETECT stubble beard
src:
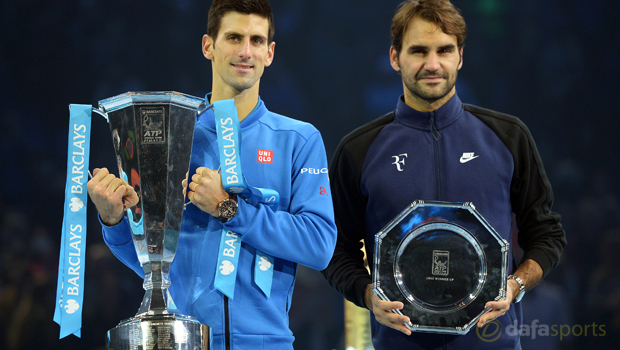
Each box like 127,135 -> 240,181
226,63 -> 259,92
400,62 -> 458,104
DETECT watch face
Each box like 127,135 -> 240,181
219,199 -> 238,220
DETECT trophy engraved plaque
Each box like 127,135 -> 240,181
94,91 -> 209,349
373,200 -> 509,335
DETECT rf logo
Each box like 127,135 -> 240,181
392,153 -> 408,171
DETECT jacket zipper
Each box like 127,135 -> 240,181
429,112 -> 442,200
224,295 -> 231,350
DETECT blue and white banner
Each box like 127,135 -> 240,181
252,187 -> 278,298
212,98 -> 278,299
214,229 -> 242,298
54,104 -> 92,338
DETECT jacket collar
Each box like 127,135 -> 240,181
197,92 -> 266,131
394,92 -> 463,130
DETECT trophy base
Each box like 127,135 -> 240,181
106,313 -> 209,350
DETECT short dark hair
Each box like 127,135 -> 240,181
208,0 -> 275,43
391,0 -> 467,53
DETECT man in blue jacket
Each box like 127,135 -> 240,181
87,1 -> 337,349
322,0 -> 566,349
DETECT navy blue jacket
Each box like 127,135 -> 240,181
322,93 -> 566,349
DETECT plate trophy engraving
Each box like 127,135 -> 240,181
374,200 -> 509,335
93,91 -> 209,349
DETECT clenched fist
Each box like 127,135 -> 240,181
183,167 -> 229,217
87,167 -> 139,226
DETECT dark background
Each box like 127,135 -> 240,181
1,0 -> 619,349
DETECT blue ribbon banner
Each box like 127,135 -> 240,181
212,98 -> 278,299
54,104 -> 92,338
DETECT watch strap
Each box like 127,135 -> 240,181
508,275 -> 526,303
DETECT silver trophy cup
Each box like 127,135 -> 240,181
94,91 -> 209,349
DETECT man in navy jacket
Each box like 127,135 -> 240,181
322,0 -> 566,349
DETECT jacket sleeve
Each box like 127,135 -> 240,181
468,104 -> 567,277
222,131 -> 337,271
321,139 -> 373,309
100,216 -> 145,278
509,121 -> 567,277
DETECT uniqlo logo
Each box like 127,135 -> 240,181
257,149 -> 273,163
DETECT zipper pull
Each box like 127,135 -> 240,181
429,112 -> 441,140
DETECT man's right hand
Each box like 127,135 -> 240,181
87,167 -> 139,226
364,284 -> 412,335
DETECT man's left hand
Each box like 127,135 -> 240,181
477,277 -> 519,328
185,167 -> 229,217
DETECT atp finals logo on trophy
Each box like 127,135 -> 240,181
141,107 -> 165,144
432,250 -> 450,276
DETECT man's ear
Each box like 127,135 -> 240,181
458,47 -> 463,70
264,41 -> 276,67
389,46 -> 400,72
202,34 -> 214,60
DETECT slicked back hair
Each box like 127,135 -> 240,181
391,0 -> 467,54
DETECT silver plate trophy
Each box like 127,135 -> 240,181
373,200 -> 509,335
94,91 -> 209,349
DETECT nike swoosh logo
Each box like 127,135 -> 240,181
460,155 -> 479,163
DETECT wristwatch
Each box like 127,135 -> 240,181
508,275 -> 526,303
217,194 -> 238,222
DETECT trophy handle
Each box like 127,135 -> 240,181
91,107 -> 109,122
198,103 -> 213,116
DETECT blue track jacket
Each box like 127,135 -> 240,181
101,97 -> 337,350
